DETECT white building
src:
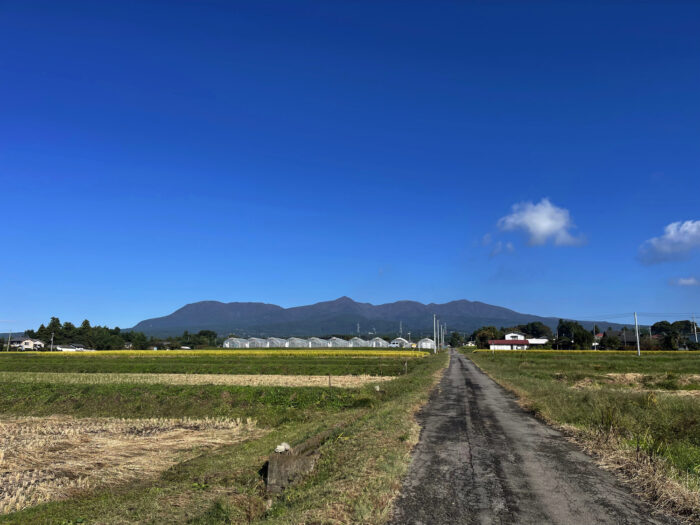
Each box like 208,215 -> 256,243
247,337 -> 268,349
287,337 -> 309,348
390,337 -> 410,348
20,338 -> 45,350
369,337 -> 389,348
489,332 -> 529,350
222,337 -> 249,349
329,337 -> 350,348
417,338 -> 436,350
349,337 -> 368,348
266,337 -> 288,348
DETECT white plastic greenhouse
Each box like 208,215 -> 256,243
247,337 -> 268,349
287,337 -> 309,348
369,337 -> 389,348
329,337 -> 350,347
349,337 -> 368,348
390,337 -> 410,348
308,337 -> 330,348
266,337 -> 288,348
417,338 -> 436,350
223,337 -> 249,349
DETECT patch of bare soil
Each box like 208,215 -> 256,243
0,372 -> 395,388
0,416 -> 262,514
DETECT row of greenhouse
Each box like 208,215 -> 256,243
222,336 -> 436,350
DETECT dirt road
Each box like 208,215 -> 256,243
389,350 -> 678,525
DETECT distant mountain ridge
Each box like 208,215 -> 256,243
130,297 -> 613,337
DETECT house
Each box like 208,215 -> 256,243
488,338 -> 529,350
417,338 -> 436,350
466,341 -> 476,347
10,338 -> 45,350
390,337 -> 410,348
369,337 -> 389,348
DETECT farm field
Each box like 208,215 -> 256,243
465,350 -> 700,520
0,350 -> 426,376
0,349 -> 446,524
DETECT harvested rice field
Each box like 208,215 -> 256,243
0,371 -> 395,388
0,416 -> 261,515
0,349 -> 446,524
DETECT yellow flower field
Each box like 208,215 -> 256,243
9,349 -> 429,358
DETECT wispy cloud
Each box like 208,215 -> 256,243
490,241 -> 515,257
639,220 -> 700,265
497,198 -> 583,246
674,277 -> 700,287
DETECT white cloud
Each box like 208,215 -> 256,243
497,198 -> 582,246
675,277 -> 700,287
639,220 -> 700,264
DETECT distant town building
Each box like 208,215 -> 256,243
488,333 -> 549,350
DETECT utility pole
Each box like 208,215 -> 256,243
399,321 -> 402,338
6,330 -> 11,352
433,314 -> 437,352
50,332 -> 54,352
634,312 -> 641,357
693,314 -> 698,344
407,331 -> 411,343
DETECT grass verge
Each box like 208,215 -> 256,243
465,350 -> 700,523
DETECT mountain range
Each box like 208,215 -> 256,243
130,297 -> 616,337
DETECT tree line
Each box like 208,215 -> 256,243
462,319 -> 699,350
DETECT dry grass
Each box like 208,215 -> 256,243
561,425 -> 700,524
0,371 -> 395,388
0,416 -> 262,515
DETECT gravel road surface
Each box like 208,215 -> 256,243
389,350 -> 678,525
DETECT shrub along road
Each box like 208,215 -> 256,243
389,350 -> 678,525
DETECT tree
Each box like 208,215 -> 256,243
449,332 -> 464,348
473,326 -> 502,348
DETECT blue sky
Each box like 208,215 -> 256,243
1,1 -> 699,330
